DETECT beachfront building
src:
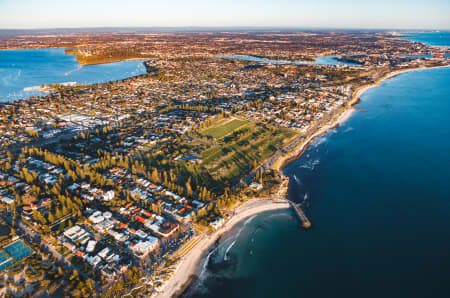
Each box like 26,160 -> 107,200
131,236 -> 159,257
210,217 -> 225,230
249,182 -> 263,192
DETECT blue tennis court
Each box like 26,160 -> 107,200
0,250 -> 14,271
4,240 -> 33,261
0,240 -> 34,271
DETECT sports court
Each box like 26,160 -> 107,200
0,240 -> 33,271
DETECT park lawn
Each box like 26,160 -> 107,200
201,122 -> 260,165
200,119 -> 248,139
218,129 -> 297,182
201,146 -> 225,164
200,121 -> 298,183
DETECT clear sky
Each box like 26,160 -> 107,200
0,0 -> 449,30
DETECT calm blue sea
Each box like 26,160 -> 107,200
402,32 -> 450,46
0,48 -> 146,102
189,66 -> 450,297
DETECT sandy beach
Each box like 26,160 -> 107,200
273,107 -> 354,172
154,198 -> 290,298
153,64 -> 450,298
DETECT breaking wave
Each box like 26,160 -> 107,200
299,158 -> 320,170
312,135 -> 327,147
293,174 -> 301,184
244,214 -> 257,226
224,240 -> 236,261
343,126 -> 354,133
195,212 -> 260,292
198,246 -> 219,283
300,193 -> 309,206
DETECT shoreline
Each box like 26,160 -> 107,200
69,56 -> 152,66
76,57 -> 152,66
153,198 -> 290,298
273,64 -> 450,173
153,63 -> 450,298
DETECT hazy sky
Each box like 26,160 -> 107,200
0,0 -> 449,30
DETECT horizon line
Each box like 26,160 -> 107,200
0,26 -> 449,32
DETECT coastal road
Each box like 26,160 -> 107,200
235,108 -> 338,190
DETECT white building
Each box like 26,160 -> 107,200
86,255 -> 101,267
98,247 -> 110,259
63,225 -> 89,242
210,217 -> 225,230
89,211 -> 104,224
1,196 -> 14,204
86,240 -> 97,253
132,236 -> 159,256
103,190 -> 115,201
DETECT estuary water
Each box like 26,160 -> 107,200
188,67 -> 450,298
0,48 -> 147,101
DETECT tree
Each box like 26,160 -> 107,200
186,178 -> 193,197
152,168 -> 159,182
69,269 -> 79,281
86,278 -> 95,294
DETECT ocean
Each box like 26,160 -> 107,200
401,32 -> 450,47
188,65 -> 450,297
0,48 -> 147,102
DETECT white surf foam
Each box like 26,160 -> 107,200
244,214 -> 257,226
199,246 -> 218,282
300,158 -> 320,170
224,240 -> 236,261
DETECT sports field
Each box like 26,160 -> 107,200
200,119 -> 248,139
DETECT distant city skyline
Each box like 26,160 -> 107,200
0,0 -> 449,30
